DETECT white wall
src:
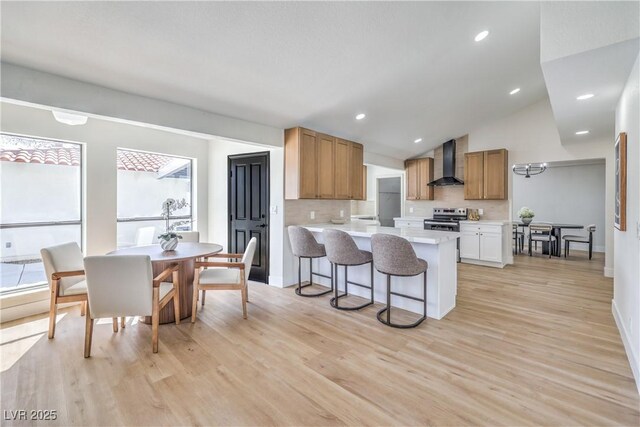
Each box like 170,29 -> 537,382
0,102 -> 210,256
512,162 -> 606,252
468,98 -> 615,275
613,53 -> 639,392
208,138 -> 285,287
1,63 -> 283,148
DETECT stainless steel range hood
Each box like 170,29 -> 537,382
427,139 -> 464,186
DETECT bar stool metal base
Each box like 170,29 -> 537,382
294,256 -> 333,297
376,271 -> 427,328
329,262 -> 374,311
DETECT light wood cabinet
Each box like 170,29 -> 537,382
464,149 -> 508,200
316,133 -> 335,199
334,138 -> 351,199
464,151 -> 484,200
405,157 -> 434,200
285,127 -> 365,200
483,149 -> 508,200
349,142 -> 364,200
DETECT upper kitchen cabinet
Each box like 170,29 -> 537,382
285,127 -> 365,200
349,141 -> 364,200
405,157 -> 434,200
316,133 -> 336,199
464,149 -> 508,200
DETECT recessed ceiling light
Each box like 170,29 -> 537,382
576,93 -> 594,100
52,110 -> 88,126
414,138 -> 423,143
355,113 -> 366,120
474,30 -> 489,42
575,130 -> 590,135
509,88 -> 521,95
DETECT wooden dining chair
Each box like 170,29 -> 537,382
528,223 -> 556,259
191,238 -> 257,321
83,255 -> 180,357
41,242 -> 90,339
563,224 -> 596,259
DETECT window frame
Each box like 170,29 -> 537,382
0,132 -> 84,295
115,148 -> 194,231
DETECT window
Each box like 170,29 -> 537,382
0,133 -> 82,294
116,149 -> 193,248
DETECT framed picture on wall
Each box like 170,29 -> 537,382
614,132 -> 627,231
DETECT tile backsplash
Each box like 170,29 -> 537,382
285,199 -> 352,225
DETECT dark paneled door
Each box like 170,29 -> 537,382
228,152 -> 269,283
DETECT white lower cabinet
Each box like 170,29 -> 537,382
459,222 -> 509,268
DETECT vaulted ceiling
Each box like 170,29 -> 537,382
1,1 -> 548,159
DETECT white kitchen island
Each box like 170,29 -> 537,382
301,223 -> 460,320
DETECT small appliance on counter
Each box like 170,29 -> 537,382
467,209 -> 480,221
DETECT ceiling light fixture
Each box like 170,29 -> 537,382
414,138 -> 423,143
355,113 -> 366,120
474,30 -> 489,42
512,163 -> 547,178
509,88 -> 521,95
52,110 -> 88,126
575,130 -> 590,135
576,93 -> 594,100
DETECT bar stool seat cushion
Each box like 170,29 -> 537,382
371,233 -> 428,277
288,226 -> 326,258
199,268 -> 241,285
323,229 -> 372,266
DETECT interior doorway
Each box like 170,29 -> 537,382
377,177 -> 402,227
228,152 -> 270,282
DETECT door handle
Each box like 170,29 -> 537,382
258,224 -> 267,228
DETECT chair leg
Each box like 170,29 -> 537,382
84,305 -> 94,358
548,238 -> 552,259
152,287 -> 159,353
241,271 -> 248,319
528,239 -> 532,256
423,271 -> 428,318
48,287 -> 58,339
173,270 -> 180,325
120,317 -> 126,328
112,318 -> 119,333
564,241 -> 568,258
589,242 -> 593,260
191,284 -> 199,324
386,274 -> 391,324
370,262 -> 375,303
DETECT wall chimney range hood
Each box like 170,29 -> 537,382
428,139 -> 464,186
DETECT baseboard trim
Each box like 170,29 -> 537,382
612,299 -> 640,394
460,258 -> 505,269
604,267 -> 614,278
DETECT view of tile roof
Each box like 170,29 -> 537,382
0,146 -> 173,173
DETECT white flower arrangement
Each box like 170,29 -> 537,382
517,207 -> 535,219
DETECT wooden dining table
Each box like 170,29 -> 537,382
514,222 -> 584,256
109,242 -> 223,324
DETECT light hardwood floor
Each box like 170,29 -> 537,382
1,251 -> 638,426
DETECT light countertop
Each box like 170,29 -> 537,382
459,220 -> 510,226
301,223 -> 459,245
393,217 -> 429,221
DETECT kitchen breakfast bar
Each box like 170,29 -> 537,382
300,223 -> 460,319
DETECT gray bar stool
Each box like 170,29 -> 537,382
371,233 -> 428,328
288,226 -> 333,297
323,229 -> 374,311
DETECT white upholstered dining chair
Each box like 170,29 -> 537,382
191,237 -> 257,321
83,255 -> 180,357
41,242 -> 91,339
528,223 -> 556,259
